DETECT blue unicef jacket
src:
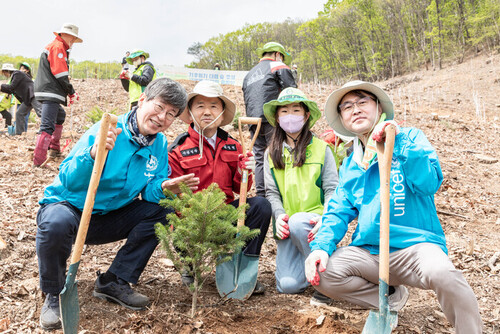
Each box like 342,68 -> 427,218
310,127 -> 448,256
40,111 -> 169,214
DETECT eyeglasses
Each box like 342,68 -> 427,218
153,102 -> 177,121
338,96 -> 375,114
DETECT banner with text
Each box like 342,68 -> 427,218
157,66 -> 248,87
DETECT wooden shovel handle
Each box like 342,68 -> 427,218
237,117 -> 262,227
70,113 -> 118,265
376,125 -> 396,284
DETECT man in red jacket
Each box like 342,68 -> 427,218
168,80 -> 271,294
33,23 -> 82,166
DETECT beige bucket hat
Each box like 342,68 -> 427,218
53,23 -> 83,43
324,80 -> 394,137
1,63 -> 16,72
179,80 -> 236,126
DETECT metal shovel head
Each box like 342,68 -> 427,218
59,261 -> 81,334
215,251 -> 258,300
362,280 -> 398,334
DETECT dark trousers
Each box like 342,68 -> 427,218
249,122 -> 274,197
229,196 -> 271,256
16,98 -> 42,134
36,199 -> 171,295
0,109 -> 11,127
40,101 -> 66,135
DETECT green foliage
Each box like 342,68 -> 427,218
231,110 -> 242,131
187,0 -> 500,82
84,106 -> 118,129
155,183 -> 259,317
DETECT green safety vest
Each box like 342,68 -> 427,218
269,136 -> 328,216
129,63 -> 157,105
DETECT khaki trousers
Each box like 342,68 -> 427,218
315,243 -> 482,334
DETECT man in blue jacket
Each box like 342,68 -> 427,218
305,81 -> 482,334
36,78 -> 199,330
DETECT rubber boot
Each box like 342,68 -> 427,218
33,132 -> 52,166
48,124 -> 63,157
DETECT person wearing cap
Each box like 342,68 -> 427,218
36,78 -> 199,330
291,64 -> 298,83
34,23 -> 82,166
168,80 -> 271,294
242,41 -> 297,197
121,51 -> 130,70
262,87 -> 337,305
119,49 -> 157,108
305,81 -> 482,333
1,63 -> 42,135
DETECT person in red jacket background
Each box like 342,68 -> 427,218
33,23 -> 82,166
168,80 -> 271,294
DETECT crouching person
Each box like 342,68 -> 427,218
168,80 -> 272,295
36,78 -> 200,330
305,81 -> 482,334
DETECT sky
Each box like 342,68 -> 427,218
2,0 -> 327,67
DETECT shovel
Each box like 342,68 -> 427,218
362,124 -> 397,334
215,116 -> 261,300
59,113 -> 118,334
7,101 -> 16,136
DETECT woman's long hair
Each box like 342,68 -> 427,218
269,102 -> 312,169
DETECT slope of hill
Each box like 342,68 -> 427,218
0,54 -> 498,333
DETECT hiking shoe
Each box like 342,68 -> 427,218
310,291 -> 332,306
180,269 -> 194,288
93,273 -> 150,310
252,281 -> 266,295
40,293 -> 61,330
389,285 -> 409,312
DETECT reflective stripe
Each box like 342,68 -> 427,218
35,92 -> 66,102
54,71 -> 69,79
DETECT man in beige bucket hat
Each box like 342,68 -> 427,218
33,23 -> 83,166
168,80 -> 271,294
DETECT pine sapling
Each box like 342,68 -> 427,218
155,183 -> 259,318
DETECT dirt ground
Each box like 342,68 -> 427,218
0,53 -> 499,333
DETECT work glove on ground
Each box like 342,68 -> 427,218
237,152 -> 255,174
275,213 -> 289,240
371,120 -> 400,142
307,216 -> 322,243
305,249 -> 329,286
68,92 -> 80,105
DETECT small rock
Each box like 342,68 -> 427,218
316,315 -> 326,326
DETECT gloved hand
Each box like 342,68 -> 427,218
305,249 -> 329,286
307,216 -> 322,243
68,92 -> 80,105
275,213 -> 289,240
371,120 -> 400,142
119,70 -> 129,80
238,152 -> 256,174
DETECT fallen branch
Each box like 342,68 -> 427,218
436,210 -> 469,220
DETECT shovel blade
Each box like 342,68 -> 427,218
361,310 -> 398,334
59,261 -> 81,334
215,252 -> 258,300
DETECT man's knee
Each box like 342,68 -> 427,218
248,196 -> 272,219
277,276 -> 306,294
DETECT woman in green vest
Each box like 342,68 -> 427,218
263,88 -> 338,305
119,49 -> 157,108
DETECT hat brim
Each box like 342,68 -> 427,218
53,31 -> 83,43
263,99 -> 321,128
126,52 -> 150,65
256,48 -> 292,66
179,92 -> 236,127
324,81 -> 394,137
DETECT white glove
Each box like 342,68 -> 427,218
305,249 -> 329,286
275,213 -> 289,240
238,152 -> 255,174
371,120 -> 400,142
307,216 -> 322,243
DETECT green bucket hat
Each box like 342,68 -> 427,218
18,62 -> 32,71
263,87 -> 321,128
257,42 -> 292,66
126,49 -> 150,65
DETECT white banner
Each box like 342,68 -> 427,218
157,66 -> 248,87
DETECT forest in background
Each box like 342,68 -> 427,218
187,0 -> 500,83
2,0 -> 499,83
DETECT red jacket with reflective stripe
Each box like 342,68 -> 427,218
168,125 -> 252,203
34,36 -> 75,105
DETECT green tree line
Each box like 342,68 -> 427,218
188,0 -> 500,82
0,54 -> 122,80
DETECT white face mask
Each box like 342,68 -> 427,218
278,114 -> 306,134
132,57 -> 143,67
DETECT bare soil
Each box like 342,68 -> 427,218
0,53 -> 499,333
